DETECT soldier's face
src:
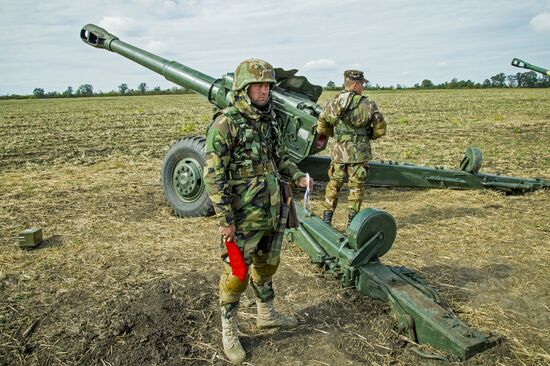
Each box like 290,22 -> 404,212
247,83 -> 271,106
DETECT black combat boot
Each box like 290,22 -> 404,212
347,210 -> 358,227
323,210 -> 333,226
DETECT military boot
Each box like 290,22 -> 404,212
323,210 -> 334,226
221,303 -> 246,364
347,210 -> 358,228
256,299 -> 298,329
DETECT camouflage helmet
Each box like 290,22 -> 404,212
232,59 -> 277,91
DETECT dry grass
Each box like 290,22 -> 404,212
1,89 -> 549,365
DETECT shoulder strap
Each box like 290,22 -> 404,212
223,106 -> 245,125
349,94 -> 365,110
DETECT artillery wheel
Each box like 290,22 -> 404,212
459,146 -> 483,173
161,136 -> 214,217
347,208 -> 396,258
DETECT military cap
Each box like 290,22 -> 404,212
344,70 -> 368,83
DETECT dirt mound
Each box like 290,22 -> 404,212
78,278 -> 217,365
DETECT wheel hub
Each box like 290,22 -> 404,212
173,158 -> 204,202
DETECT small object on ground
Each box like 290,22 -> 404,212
18,227 -> 43,249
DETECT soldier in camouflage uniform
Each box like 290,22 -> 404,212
203,59 -> 313,363
317,70 -> 386,227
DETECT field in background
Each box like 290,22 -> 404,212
1,89 -> 549,365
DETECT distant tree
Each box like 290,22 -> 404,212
33,88 -> 45,98
138,82 -> 148,94
118,83 -> 129,94
153,86 -> 161,92
325,80 -> 337,90
507,75 -> 516,88
63,86 -> 74,96
522,71 -> 538,88
537,75 -> 550,88
515,72 -> 525,87
421,79 -> 433,88
490,73 -> 506,88
482,79 -> 491,88
77,84 -> 94,96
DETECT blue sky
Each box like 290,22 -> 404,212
1,0 -> 549,95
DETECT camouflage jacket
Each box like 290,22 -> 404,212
317,91 -> 386,163
204,93 -> 306,231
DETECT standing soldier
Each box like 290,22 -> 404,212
317,70 -> 386,227
203,59 -> 313,363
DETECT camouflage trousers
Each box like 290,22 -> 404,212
219,229 -> 282,306
324,162 -> 368,213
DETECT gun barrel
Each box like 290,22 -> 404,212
81,24 -> 327,161
511,58 -> 550,76
80,24 -> 225,104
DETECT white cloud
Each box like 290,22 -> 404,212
302,59 -> 338,71
98,16 -> 144,37
145,40 -> 173,55
2,0 -> 550,94
134,0 -> 201,19
530,12 -> 550,34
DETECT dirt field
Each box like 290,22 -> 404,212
1,89 -> 549,365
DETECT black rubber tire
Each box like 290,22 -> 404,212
161,136 -> 214,217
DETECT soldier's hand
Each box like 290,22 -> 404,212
219,224 -> 236,242
298,176 -> 314,192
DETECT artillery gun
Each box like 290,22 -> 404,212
80,24 -> 549,217
82,24 -> 547,359
511,58 -> 550,76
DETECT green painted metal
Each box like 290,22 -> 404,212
18,228 -> 43,248
459,146 -> 483,173
81,24 -> 548,198
172,157 -> 205,203
299,152 -> 550,194
511,58 -> 550,77
287,205 -> 500,360
80,24 -> 326,162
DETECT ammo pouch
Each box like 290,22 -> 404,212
280,180 -> 299,228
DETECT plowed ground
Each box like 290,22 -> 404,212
1,89 -> 549,365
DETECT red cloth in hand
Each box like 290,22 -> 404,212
225,240 -> 247,282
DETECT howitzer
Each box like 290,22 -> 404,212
511,58 -> 550,77
79,24 -> 508,360
80,24 -> 549,217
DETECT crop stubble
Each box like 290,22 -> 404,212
0,89 -> 549,365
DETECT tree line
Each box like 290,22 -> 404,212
0,82 -> 193,100
325,71 -> 550,90
2,70 -> 549,100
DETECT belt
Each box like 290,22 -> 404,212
228,160 -> 277,180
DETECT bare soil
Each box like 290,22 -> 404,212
1,90 -> 549,365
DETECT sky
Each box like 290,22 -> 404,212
1,0 -> 549,95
